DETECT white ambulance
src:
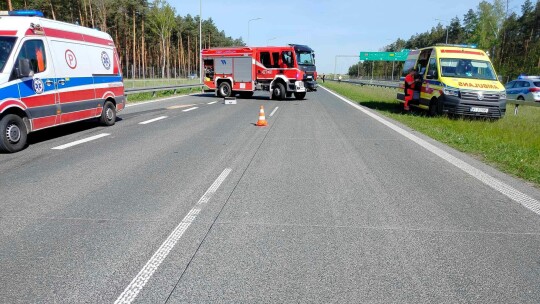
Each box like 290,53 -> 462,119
0,10 -> 125,153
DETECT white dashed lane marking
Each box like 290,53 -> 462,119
138,116 -> 168,125
270,107 -> 279,117
114,168 -> 232,304
51,133 -> 110,150
182,107 -> 199,112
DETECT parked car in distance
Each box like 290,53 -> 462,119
505,76 -> 540,102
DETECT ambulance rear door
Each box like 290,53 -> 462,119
85,44 -> 118,112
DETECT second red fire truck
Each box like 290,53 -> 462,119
202,44 -> 317,100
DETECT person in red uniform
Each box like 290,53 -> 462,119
404,68 -> 419,111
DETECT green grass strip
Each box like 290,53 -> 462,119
126,87 -> 203,103
323,81 -> 540,187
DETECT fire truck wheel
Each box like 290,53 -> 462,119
0,114 -> 28,153
218,82 -> 232,97
100,101 -> 117,126
294,92 -> 306,100
273,83 -> 286,100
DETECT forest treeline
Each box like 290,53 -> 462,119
2,0 -> 244,78
349,0 -> 539,81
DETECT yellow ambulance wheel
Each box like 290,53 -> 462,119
428,98 -> 443,117
0,114 -> 28,153
100,101 -> 117,126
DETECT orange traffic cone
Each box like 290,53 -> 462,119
256,105 -> 267,126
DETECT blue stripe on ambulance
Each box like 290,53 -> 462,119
0,82 -> 21,99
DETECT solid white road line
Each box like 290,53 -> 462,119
207,101 -> 218,105
138,116 -> 168,125
270,107 -> 279,117
321,86 -> 540,216
182,107 -> 199,112
51,133 -> 110,150
114,168 -> 232,304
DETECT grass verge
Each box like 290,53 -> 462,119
323,81 -> 540,187
126,87 -> 205,103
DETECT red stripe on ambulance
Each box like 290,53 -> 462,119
58,89 -> 96,103
440,49 -> 484,56
0,30 -> 17,35
60,109 -> 96,124
31,116 -> 57,130
42,28 -> 114,46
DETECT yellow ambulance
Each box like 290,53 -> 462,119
397,44 -> 506,118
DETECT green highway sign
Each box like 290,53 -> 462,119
359,51 -> 409,61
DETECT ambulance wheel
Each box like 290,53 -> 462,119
218,82 -> 232,97
100,101 -> 117,126
294,92 -> 306,100
0,114 -> 28,153
429,98 -> 441,116
273,83 -> 286,100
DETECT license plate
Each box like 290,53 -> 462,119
470,107 -> 489,113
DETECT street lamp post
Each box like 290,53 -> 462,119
247,18 -> 261,45
435,18 -> 449,44
199,0 -> 203,85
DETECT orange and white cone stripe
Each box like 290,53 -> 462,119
256,105 -> 267,126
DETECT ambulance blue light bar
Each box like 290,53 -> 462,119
7,10 -> 44,17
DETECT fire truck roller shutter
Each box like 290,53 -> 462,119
233,57 -> 252,83
215,57 -> 233,74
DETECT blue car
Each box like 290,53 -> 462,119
505,76 -> 540,102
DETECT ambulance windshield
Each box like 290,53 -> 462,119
0,37 -> 16,73
297,51 -> 315,66
440,58 -> 497,81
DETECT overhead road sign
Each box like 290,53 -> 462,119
359,51 -> 409,61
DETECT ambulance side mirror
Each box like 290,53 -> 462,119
426,70 -> 437,79
17,59 -> 34,78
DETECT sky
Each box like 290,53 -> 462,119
168,0 -> 526,74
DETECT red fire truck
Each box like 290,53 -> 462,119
202,44 -> 317,100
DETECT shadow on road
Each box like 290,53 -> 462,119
27,118 -> 123,146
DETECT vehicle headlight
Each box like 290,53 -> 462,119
499,92 -> 506,100
443,87 -> 460,97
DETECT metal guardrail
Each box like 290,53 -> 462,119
124,83 -> 204,96
328,78 -> 540,115
510,99 -> 540,115
329,78 -> 400,88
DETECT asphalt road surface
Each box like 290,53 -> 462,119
1,88 -> 540,303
